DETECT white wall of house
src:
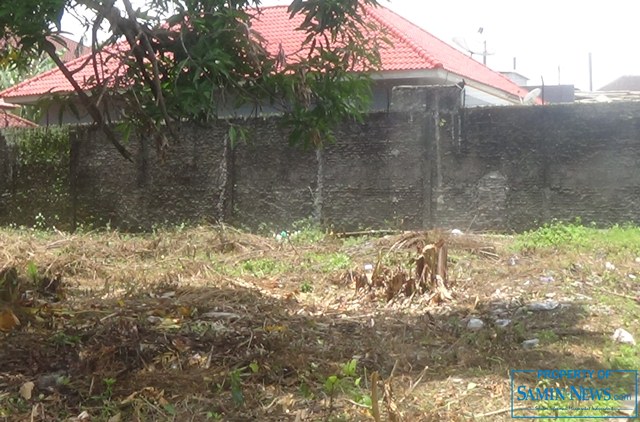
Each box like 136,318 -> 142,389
30,78 -> 516,125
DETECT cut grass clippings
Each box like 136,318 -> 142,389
0,222 -> 638,421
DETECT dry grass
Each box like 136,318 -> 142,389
0,224 -> 638,421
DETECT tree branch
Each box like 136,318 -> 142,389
77,0 -> 177,145
43,39 -> 133,162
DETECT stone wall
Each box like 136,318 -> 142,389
3,86 -> 640,232
71,124 -> 229,230
69,113 -> 428,231
0,129 -> 72,230
435,102 -> 640,231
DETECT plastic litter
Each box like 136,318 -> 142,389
467,318 -> 484,331
526,300 -> 560,311
495,319 -> 511,328
612,328 -> 636,345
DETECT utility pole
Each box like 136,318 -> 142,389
483,40 -> 487,65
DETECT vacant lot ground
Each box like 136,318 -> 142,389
0,222 -> 638,421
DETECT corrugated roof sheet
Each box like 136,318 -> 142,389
598,75 -> 640,92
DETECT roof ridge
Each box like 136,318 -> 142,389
253,5 -> 288,10
365,5 -> 443,69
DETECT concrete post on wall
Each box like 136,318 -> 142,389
320,112 -> 429,230
389,85 -> 463,228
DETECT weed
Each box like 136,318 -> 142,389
206,411 -> 223,420
240,258 -> 290,277
102,377 -> 116,400
299,382 -> 314,399
515,219 -> 640,255
324,374 -> 340,395
608,345 -> 639,370
260,218 -> 327,245
341,359 -> 357,378
341,235 -> 371,248
300,281 -> 314,293
33,213 -> 47,231
26,261 -> 38,283
514,219 -> 589,251
291,218 -> 326,245
303,252 -> 351,273
323,359 -> 372,416
537,329 -> 559,344
229,369 -> 245,406
512,321 -> 526,340
50,332 -> 82,347
0,396 -> 30,416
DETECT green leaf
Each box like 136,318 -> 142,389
341,358 -> 358,377
230,369 -> 244,406
163,404 -> 176,415
228,125 -> 237,145
324,375 -> 339,394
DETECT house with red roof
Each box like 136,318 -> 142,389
0,5 -> 534,125
0,99 -> 36,128
0,111 -> 37,129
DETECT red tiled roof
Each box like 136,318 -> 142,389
0,44 -> 129,99
0,5 -> 529,101
365,7 -> 530,98
54,35 -> 91,63
0,111 -> 37,128
0,98 -> 18,109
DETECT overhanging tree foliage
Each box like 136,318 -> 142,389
0,0 -> 388,160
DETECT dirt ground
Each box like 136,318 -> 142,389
0,225 -> 638,421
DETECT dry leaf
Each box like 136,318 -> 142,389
177,305 -> 192,318
120,391 -> 139,405
19,381 -> 34,400
107,413 -> 122,422
0,308 -> 20,331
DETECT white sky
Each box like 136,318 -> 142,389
62,0 -> 640,91
379,0 -> 640,90
262,0 -> 640,90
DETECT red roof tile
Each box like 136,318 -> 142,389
0,5 -> 529,101
0,111 -> 37,128
54,35 -> 91,63
0,44 -> 128,99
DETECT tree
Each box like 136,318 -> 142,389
0,0 -> 387,160
0,54 -> 56,92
